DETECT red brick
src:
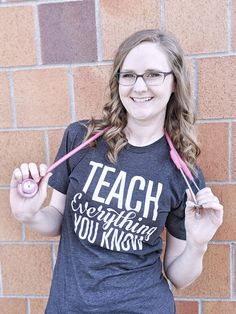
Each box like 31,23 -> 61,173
173,244 -> 230,298
204,301 -> 236,314
39,1 -> 97,64
0,244 -> 52,295
14,68 -> 70,127
101,0 -> 160,60
232,123 -> 236,180
165,0 -> 227,54
175,301 -> 198,314
232,0 -> 236,51
198,57 -> 236,119
197,123 -> 229,181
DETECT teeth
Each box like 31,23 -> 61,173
132,97 -> 152,102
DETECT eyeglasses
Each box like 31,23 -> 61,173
116,71 -> 173,86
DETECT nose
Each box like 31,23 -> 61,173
133,76 -> 148,92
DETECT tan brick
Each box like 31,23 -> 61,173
165,0 -> 227,54
208,185 -> 236,241
198,57 -> 236,119
0,6 -> 36,66
175,301 -> 198,314
30,298 -> 48,314
0,244 -> 52,295
14,68 -> 70,127
0,131 -> 45,185
232,123 -> 236,180
101,0 -> 160,60
0,298 -> 27,314
0,72 -> 12,128
48,128 -> 65,164
0,190 -> 22,241
204,301 -> 236,314
173,244 -> 230,298
197,123 -> 229,181
74,65 -> 111,120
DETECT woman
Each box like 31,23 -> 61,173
10,29 -> 223,313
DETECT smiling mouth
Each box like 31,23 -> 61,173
130,97 -> 153,102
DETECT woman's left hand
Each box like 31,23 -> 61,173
185,187 -> 223,247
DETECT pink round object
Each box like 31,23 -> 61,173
17,179 -> 38,198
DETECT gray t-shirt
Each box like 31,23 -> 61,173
46,121 -> 205,314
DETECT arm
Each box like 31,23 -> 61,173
23,189 -> 66,236
164,232 -> 207,289
10,163 -> 66,237
164,187 -> 223,289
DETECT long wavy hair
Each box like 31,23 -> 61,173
83,29 -> 201,174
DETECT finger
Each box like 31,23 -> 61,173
196,187 -> 213,198
39,164 -> 48,177
202,202 -> 223,211
12,168 -> 23,183
197,195 -> 220,207
20,163 -> 30,180
28,163 -> 40,182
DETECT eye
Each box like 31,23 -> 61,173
120,73 -> 136,79
145,72 -> 162,78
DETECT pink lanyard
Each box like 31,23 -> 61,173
18,126 -> 200,205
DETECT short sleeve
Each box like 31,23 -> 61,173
165,166 -> 206,240
48,121 -> 88,194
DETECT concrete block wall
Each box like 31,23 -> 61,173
0,0 -> 235,313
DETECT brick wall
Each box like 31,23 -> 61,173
0,0 -> 235,313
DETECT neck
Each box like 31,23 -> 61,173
124,118 -> 165,147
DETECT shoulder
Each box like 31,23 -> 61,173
66,120 -> 90,137
64,120 -> 90,148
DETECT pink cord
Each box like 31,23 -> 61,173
18,126 -> 110,197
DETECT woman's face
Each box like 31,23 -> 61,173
118,42 -> 175,125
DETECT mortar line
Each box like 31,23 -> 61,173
192,58 -> 199,113
160,0 -> 165,30
0,262 -> 3,296
44,129 -> 50,165
228,121 -> 233,180
95,0 -> 103,62
33,3 -> 42,65
8,71 -> 17,128
67,67 -> 77,122
227,0 -> 233,52
230,243 -> 235,298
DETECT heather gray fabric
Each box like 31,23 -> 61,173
46,121 -> 205,314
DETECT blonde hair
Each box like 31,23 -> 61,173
84,29 -> 200,174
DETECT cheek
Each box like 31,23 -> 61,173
119,85 -> 130,102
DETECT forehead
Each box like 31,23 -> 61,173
121,42 -> 171,71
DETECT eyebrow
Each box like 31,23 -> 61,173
121,68 -> 167,72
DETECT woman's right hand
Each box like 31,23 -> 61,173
10,163 -> 52,223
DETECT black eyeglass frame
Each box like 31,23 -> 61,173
115,71 -> 174,86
